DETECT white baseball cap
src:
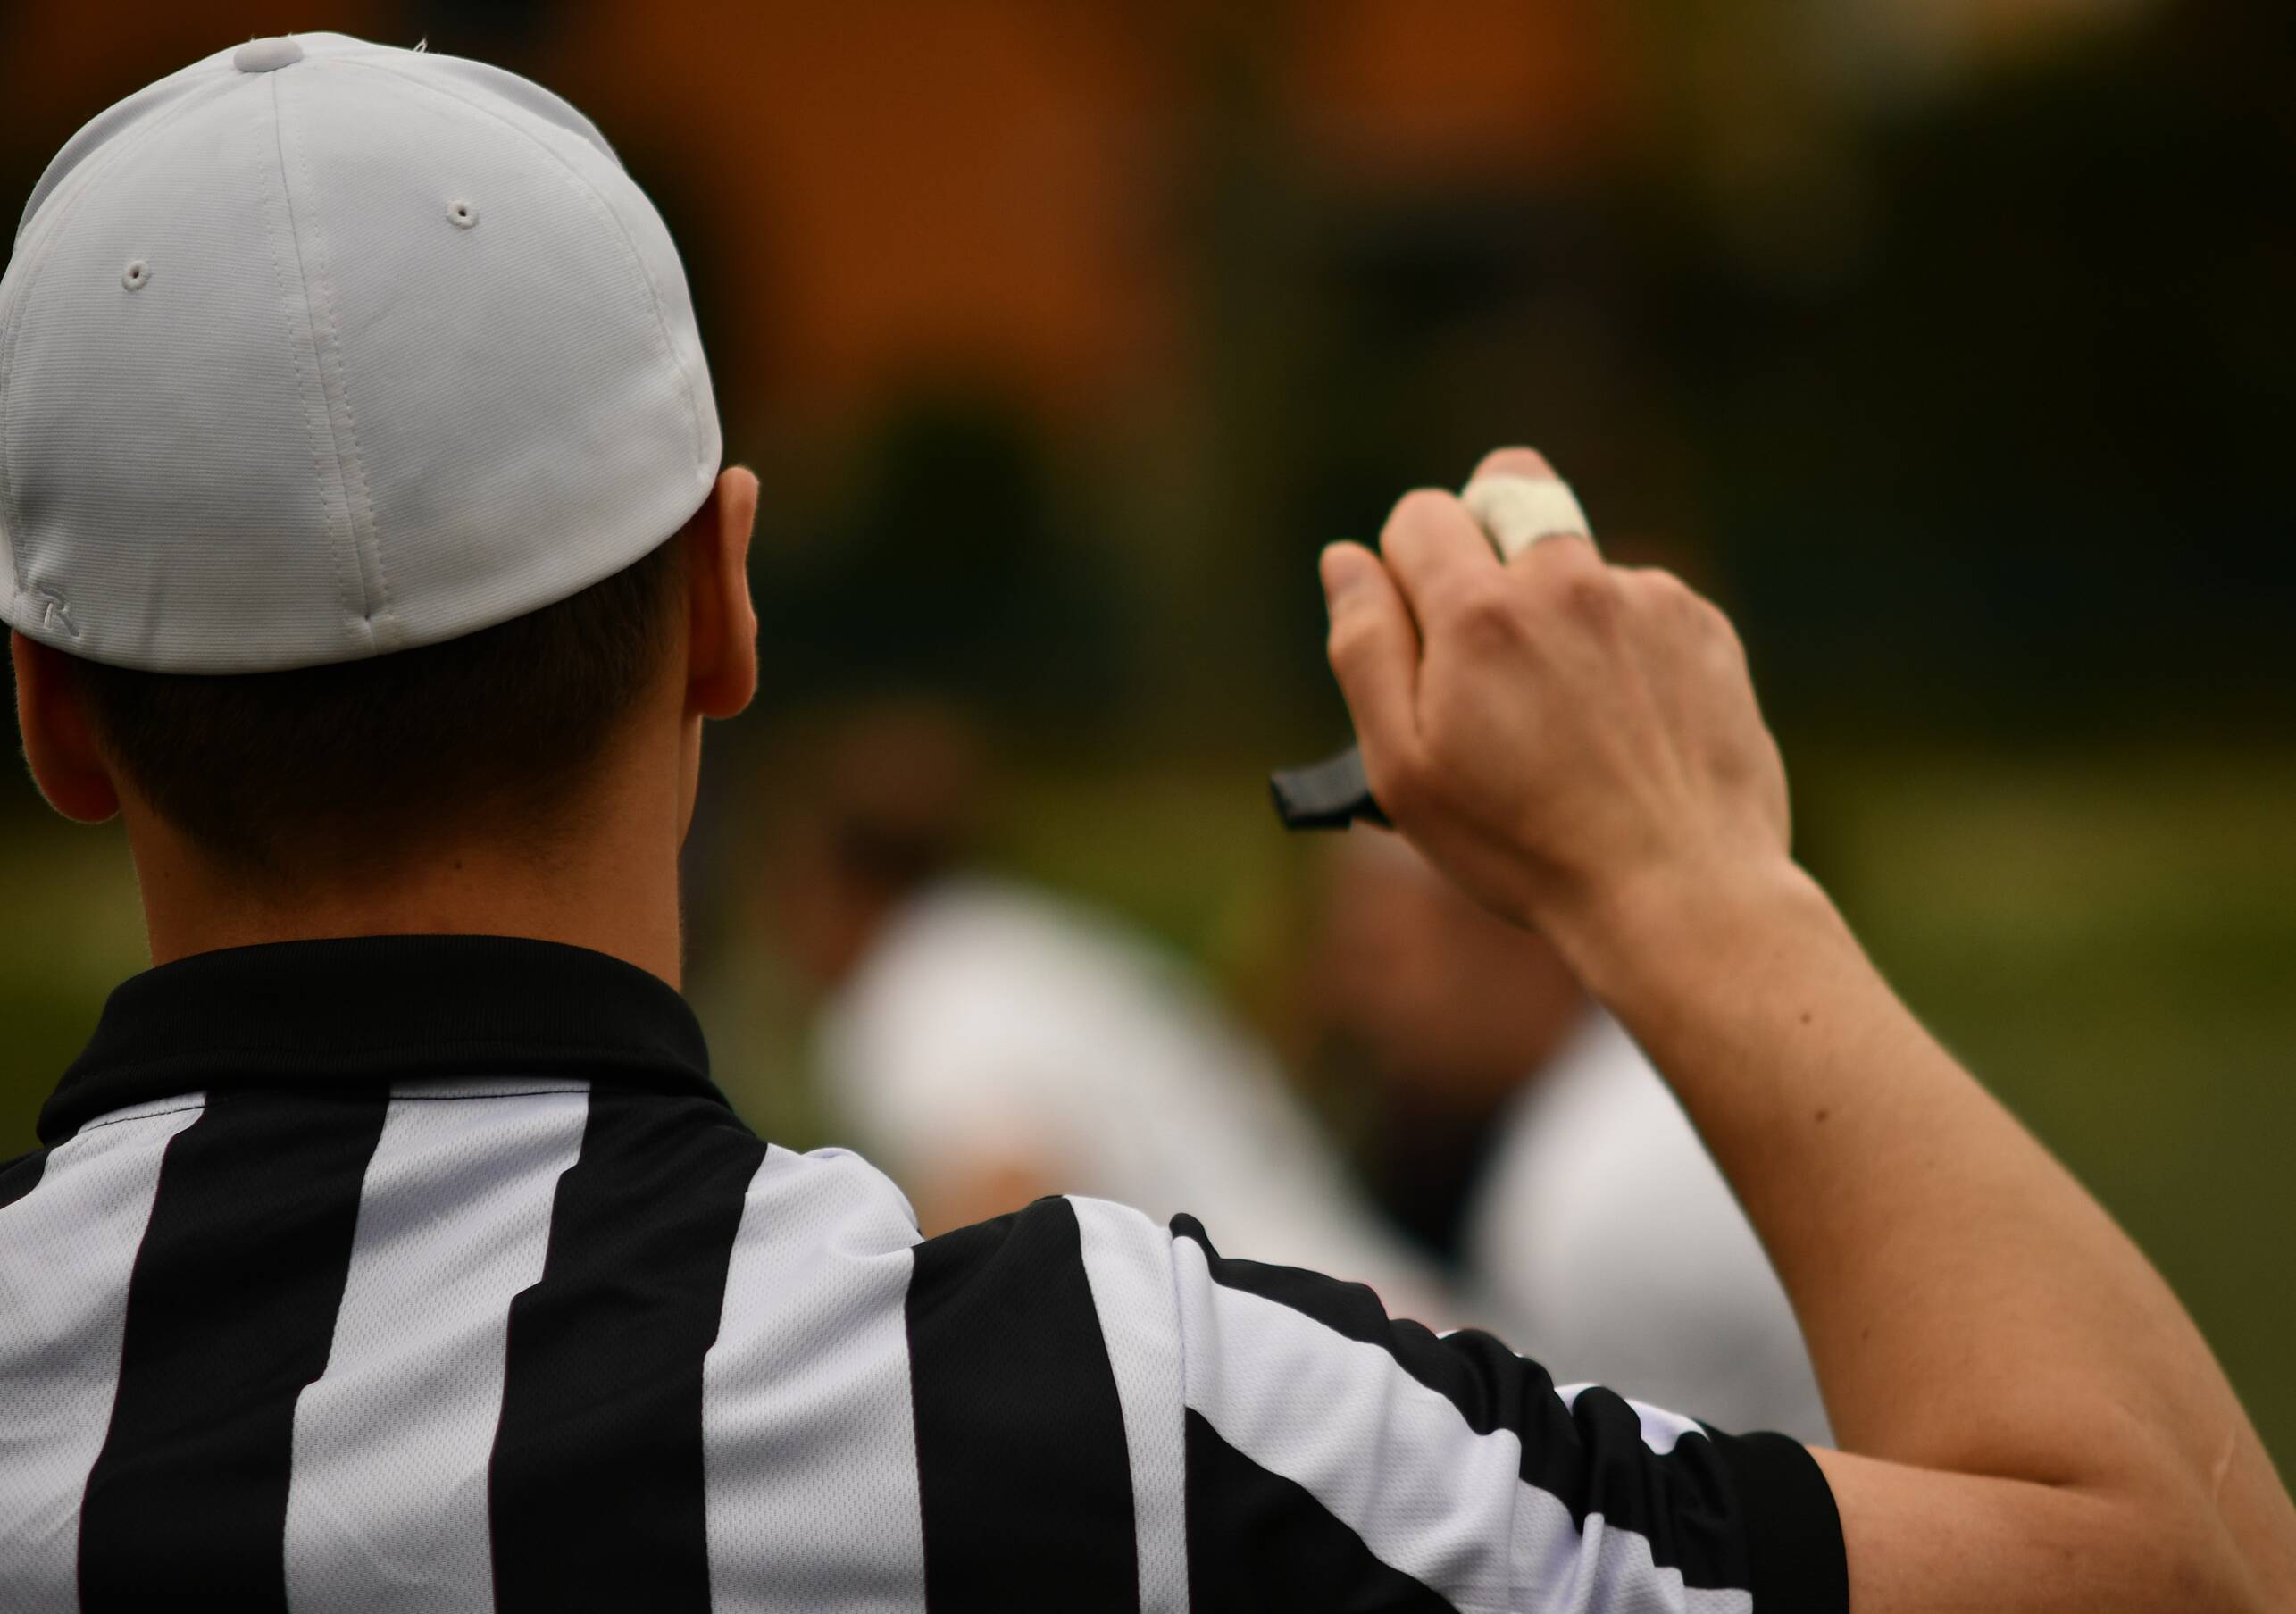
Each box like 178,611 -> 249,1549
0,32 -> 720,674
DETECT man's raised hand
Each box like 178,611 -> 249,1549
1320,447 -> 1791,962
1321,451 -> 2296,1614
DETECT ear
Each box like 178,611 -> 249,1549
683,465 -> 760,721
11,630 -> 122,824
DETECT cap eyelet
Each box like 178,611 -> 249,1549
121,259 -> 150,290
447,199 -> 478,230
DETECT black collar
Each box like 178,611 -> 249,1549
41,934 -> 725,1143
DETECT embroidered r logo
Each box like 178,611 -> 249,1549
30,585 -> 79,639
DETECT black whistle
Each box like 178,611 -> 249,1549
1269,745 -> 1390,831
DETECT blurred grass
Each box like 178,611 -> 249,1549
4,743 -> 2292,1473
1806,746 -> 2296,1475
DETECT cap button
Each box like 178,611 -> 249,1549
234,37 -> 305,73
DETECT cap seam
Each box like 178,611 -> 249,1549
14,43 -> 271,239
331,54 -> 714,476
0,75 -> 242,625
283,73 -> 393,646
263,71 -> 376,652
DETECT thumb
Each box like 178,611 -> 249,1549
1321,542 -> 1419,768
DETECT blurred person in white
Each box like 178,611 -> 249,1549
1316,830 -> 1832,1444
764,702 -> 1449,1317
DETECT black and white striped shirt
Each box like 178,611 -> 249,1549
0,936 -> 1848,1611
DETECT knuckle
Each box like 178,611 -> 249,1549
1325,611 -> 1373,667
1519,535 -> 1602,595
1447,576 -> 1529,646
1554,567 -> 1618,626
1636,566 -> 1692,606
1539,531 -> 1603,573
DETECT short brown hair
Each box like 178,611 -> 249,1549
66,537 -> 688,881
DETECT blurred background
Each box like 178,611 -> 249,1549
3,0 -> 2292,1457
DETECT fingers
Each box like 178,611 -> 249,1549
1469,446 -> 1555,484
1378,487 -> 1498,628
1326,446 -> 1594,798
1320,542 -> 1420,768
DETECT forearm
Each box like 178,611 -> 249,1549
1557,856 -> 2296,1591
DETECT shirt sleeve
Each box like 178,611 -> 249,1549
1074,1197 -> 1849,1614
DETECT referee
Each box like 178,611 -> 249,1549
2,35 -> 2290,1614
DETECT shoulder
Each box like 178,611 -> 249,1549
908,1193 -> 1175,1327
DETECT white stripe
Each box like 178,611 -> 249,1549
1174,1238 -> 1749,1614
1071,1197 -> 1190,1613
702,1146 -> 926,1612
0,1096 -> 205,1611
284,1085 -> 589,1613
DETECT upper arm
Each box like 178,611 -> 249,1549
973,1198 -> 2259,1613
1155,1212 -> 1849,1612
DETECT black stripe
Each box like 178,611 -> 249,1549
1185,1409 -> 1454,1614
1711,1429 -> 1850,1614
488,1091 -> 765,1613
906,1196 -> 1139,1611
1171,1215 -> 1766,1596
0,1144 -> 50,1211
78,1091 -> 387,1611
